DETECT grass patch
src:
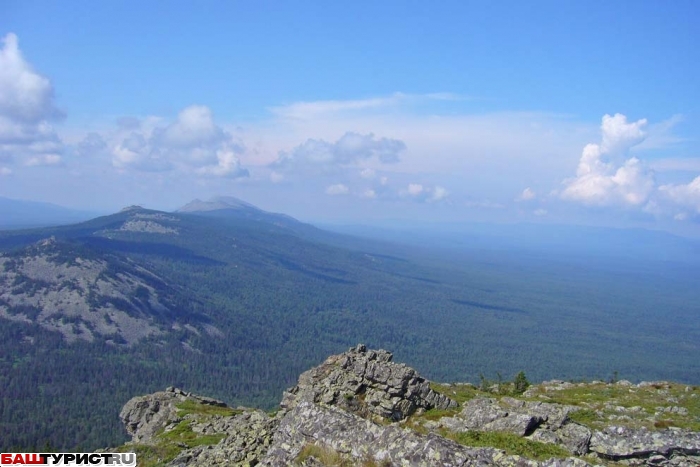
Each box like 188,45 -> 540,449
568,408 -> 600,426
430,382 -> 482,405
112,419 -> 227,467
158,420 -> 225,447
175,399 -> 239,417
421,408 -> 459,421
654,419 -> 676,429
442,430 -> 570,461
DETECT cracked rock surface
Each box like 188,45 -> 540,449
114,345 -> 700,467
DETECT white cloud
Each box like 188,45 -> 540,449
533,208 -> 548,216
659,176 -> 700,214
561,114 -> 655,207
326,183 -> 349,195
600,113 -> 647,155
362,189 -> 376,199
26,154 -> 61,166
154,105 -> 224,149
0,166 -> 11,175
431,185 -> 449,201
0,33 -> 64,167
269,92 -> 464,121
271,94 -> 405,120
517,187 -> 536,201
106,105 -> 248,178
272,132 -> 405,175
402,183 -> 449,202
0,33 -> 61,123
195,148 -> 249,178
407,183 -> 424,195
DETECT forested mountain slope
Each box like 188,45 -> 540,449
0,200 -> 698,451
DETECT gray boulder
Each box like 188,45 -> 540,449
119,387 -> 228,443
589,425 -> 700,460
436,397 -> 592,455
260,400 -> 590,467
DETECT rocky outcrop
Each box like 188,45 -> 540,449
432,397 -> 592,455
281,343 -> 457,421
168,410 -> 277,467
589,426 -> 700,461
115,345 -> 700,467
260,400 -> 588,467
120,387 -> 229,443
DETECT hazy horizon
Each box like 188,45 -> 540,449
1,2 -> 699,237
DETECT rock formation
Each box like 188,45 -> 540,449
281,344 -> 457,420
115,345 -> 700,466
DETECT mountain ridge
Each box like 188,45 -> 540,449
1,198 -> 699,452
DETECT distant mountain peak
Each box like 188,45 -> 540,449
177,196 -> 259,213
120,205 -> 145,212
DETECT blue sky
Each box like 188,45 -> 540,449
1,1 -> 699,234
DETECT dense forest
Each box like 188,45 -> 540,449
1,207 -> 698,450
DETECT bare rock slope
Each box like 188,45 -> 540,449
0,238 -> 208,344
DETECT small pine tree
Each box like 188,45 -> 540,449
513,371 -> 530,395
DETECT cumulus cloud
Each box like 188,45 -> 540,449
0,33 -> 64,167
407,183 -> 424,196
432,186 -> 449,201
272,132 -> 405,175
0,33 -> 62,123
362,189 -> 376,199
659,176 -> 700,214
107,105 -> 248,178
195,148 -> 249,178
517,187 -> 536,201
561,114 -> 654,207
26,154 -> 61,166
401,183 -> 449,202
326,183 -> 349,195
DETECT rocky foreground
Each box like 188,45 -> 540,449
115,345 -> 700,466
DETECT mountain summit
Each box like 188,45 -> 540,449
177,196 -> 259,213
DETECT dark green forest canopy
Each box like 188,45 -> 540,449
0,207 -> 698,450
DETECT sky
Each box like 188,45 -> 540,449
1,1 -> 699,234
